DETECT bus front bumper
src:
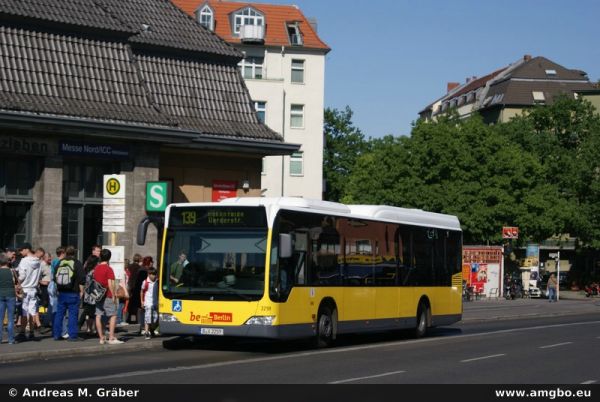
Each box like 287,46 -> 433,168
160,320 -> 314,340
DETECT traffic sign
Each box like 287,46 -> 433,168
502,227 -> 519,239
103,174 -> 126,199
146,181 -> 171,212
103,174 -> 126,233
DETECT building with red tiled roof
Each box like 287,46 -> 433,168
419,55 -> 596,124
172,0 -> 330,199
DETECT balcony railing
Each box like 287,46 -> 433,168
240,25 -> 265,43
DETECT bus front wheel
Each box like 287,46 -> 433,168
316,305 -> 336,348
414,302 -> 429,338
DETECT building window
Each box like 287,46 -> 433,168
291,59 -> 305,84
239,57 -> 264,79
62,162 -> 117,258
254,101 -> 266,123
287,24 -> 303,45
290,104 -> 304,128
290,152 -> 303,176
532,91 -> 545,104
198,5 -> 214,31
545,69 -> 557,76
0,157 -> 38,248
233,7 -> 264,34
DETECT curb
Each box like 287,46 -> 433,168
0,339 -> 165,364
460,309 -> 600,323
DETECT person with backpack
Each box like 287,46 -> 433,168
94,249 -> 123,345
52,246 -> 85,341
79,255 -> 99,335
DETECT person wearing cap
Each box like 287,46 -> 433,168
16,242 -> 41,340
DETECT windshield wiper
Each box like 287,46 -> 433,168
218,286 -> 253,301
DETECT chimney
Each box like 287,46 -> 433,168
447,82 -> 460,93
307,17 -> 318,33
524,54 -> 532,61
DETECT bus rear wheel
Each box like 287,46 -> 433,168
414,302 -> 429,338
316,305 -> 336,348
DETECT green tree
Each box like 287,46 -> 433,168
344,114 -> 568,245
323,106 -> 370,201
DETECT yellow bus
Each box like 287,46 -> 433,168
154,197 -> 462,347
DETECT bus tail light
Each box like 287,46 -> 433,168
244,316 -> 276,326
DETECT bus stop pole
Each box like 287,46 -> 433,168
556,251 -> 560,302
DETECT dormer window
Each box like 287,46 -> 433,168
532,91 -> 545,104
287,23 -> 303,45
233,7 -> 264,35
198,5 -> 214,31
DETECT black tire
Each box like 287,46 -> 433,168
414,302 -> 429,339
316,305 -> 336,348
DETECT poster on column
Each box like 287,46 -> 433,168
470,263 -> 488,293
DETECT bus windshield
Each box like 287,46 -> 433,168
162,206 -> 268,301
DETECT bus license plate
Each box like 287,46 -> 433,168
200,328 -> 224,336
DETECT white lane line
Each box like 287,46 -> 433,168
539,342 -> 573,349
328,370 -> 406,384
581,380 -> 597,384
460,354 -> 506,363
48,320 -> 600,384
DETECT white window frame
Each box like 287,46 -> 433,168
291,59 -> 305,84
198,5 -> 214,31
289,152 -> 304,176
254,101 -> 266,123
287,24 -> 303,45
233,8 -> 264,35
239,57 -> 264,79
290,104 -> 304,129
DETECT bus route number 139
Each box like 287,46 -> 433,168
182,211 -> 197,225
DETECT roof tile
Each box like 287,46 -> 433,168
173,0 -> 330,51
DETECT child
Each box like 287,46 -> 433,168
140,268 -> 158,339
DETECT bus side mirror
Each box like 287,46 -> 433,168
137,216 -> 151,246
279,234 -> 293,259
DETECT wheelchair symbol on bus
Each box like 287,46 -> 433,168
172,300 -> 182,312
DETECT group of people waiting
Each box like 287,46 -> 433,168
0,243 -> 159,345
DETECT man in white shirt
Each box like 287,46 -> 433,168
17,243 -> 41,340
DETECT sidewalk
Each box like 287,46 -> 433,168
0,323 -> 164,364
462,293 -> 600,322
2,297 -> 599,364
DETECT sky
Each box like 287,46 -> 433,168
252,0 -> 600,138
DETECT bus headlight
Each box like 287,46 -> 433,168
159,313 -> 180,323
244,316 -> 276,326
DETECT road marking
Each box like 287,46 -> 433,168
539,342 -> 573,349
581,380 -> 597,384
460,354 -> 506,363
328,370 -> 406,384
48,320 -> 600,384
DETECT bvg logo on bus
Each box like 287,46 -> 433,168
189,312 -> 232,323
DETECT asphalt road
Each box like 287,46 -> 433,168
1,313 -> 599,384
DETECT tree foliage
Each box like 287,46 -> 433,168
323,106 -> 370,201
334,98 -> 600,247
